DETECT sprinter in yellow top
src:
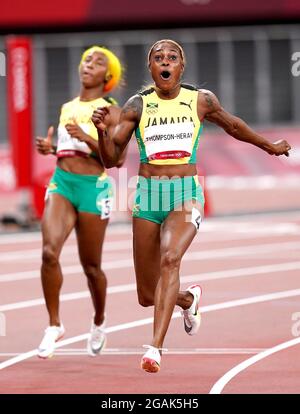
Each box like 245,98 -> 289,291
56,95 -> 116,159
35,46 -> 124,360
92,39 -> 291,374
136,84 -> 202,164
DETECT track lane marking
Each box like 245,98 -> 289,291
1,224 -> 299,262
1,261 -> 300,312
1,288 -> 300,371
2,241 -> 300,282
0,348 -> 266,357
209,337 -> 300,394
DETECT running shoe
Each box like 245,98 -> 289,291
38,324 -> 65,359
182,284 -> 202,336
141,345 -> 161,373
87,320 -> 106,357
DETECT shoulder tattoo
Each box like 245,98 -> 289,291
122,95 -> 143,119
204,92 -> 214,109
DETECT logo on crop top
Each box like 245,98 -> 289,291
48,182 -> 57,191
146,102 -> 159,114
179,100 -> 193,111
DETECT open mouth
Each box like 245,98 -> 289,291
160,71 -> 171,80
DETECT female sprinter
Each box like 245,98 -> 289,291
36,46 -> 124,358
91,39 -> 291,372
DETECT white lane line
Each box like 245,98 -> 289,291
200,288 -> 300,313
2,261 -> 300,312
0,348 -> 266,357
58,348 -> 266,355
0,282 -> 135,311
2,241 -> 300,283
0,225 -> 132,244
0,259 -> 133,282
1,219 -> 299,246
1,223 -> 299,263
0,239 -> 160,264
0,317 -> 151,370
1,288 -> 300,371
0,240 -> 132,262
209,337 -> 300,394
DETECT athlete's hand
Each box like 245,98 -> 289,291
65,121 -> 88,142
91,107 -> 110,132
36,126 -> 55,155
267,140 -> 291,157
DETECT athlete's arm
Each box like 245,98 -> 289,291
65,121 -> 99,153
36,126 -> 57,155
115,142 -> 128,168
197,89 -> 291,157
92,95 -> 142,168
101,105 -> 128,168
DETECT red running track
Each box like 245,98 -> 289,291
1,212 -> 300,394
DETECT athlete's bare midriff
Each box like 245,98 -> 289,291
138,163 -> 197,179
57,156 -> 104,175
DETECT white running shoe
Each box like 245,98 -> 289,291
182,285 -> 202,336
87,320 -> 106,357
38,324 -> 65,359
141,345 -> 161,373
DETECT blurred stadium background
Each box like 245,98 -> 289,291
0,0 -> 300,229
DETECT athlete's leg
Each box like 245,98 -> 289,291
75,212 -> 108,326
133,217 -> 161,307
152,202 -> 203,349
41,193 -> 77,326
133,216 -> 198,310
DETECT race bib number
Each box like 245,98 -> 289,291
191,207 -> 202,231
44,188 -> 49,201
100,197 -> 113,219
144,122 -> 194,160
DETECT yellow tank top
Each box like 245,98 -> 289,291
135,84 -> 202,165
56,96 -> 114,158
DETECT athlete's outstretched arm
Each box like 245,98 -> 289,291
198,89 -> 291,157
92,95 -> 142,168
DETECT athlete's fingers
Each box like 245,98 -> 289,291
65,123 -> 76,130
93,107 -> 109,118
46,126 -> 54,142
71,116 -> 79,125
91,113 -> 104,125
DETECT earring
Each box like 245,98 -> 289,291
105,72 -> 112,83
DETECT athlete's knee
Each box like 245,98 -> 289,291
42,245 -> 59,266
137,291 -> 154,307
160,248 -> 181,270
82,264 -> 104,280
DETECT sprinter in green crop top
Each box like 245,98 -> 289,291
92,39 -> 291,373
